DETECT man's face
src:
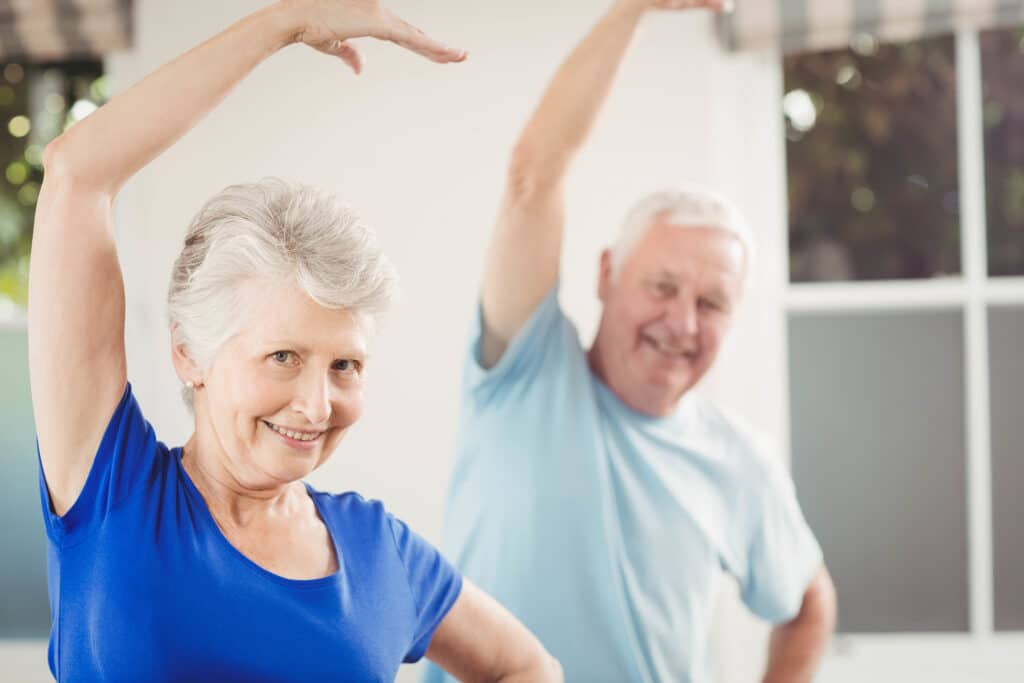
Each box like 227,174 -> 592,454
591,221 -> 747,417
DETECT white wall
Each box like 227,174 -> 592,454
2,1 -> 788,681
116,0 -> 737,526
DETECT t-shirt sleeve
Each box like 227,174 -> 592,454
738,457 -> 824,624
388,514 -> 464,663
463,285 -> 571,396
37,382 -> 163,545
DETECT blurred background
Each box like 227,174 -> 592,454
1,0 -> 1022,681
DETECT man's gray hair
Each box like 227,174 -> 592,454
610,187 -> 754,276
167,178 -> 398,408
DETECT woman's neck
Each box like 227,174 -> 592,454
181,434 -> 302,528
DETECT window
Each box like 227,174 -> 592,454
784,27 -> 1024,638
988,305 -> 1024,630
980,28 -> 1024,277
785,35 -> 960,283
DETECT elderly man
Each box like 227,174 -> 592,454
425,0 -> 836,681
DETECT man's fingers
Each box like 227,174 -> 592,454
654,0 -> 731,11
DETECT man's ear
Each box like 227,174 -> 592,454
598,249 -> 614,303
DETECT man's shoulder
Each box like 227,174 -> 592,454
690,396 -> 779,477
466,300 -> 592,406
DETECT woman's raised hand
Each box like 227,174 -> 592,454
283,0 -> 466,73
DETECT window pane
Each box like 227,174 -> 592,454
0,61 -> 106,318
0,330 -> 48,637
990,306 -> 1024,630
788,310 -> 968,632
980,27 -> 1024,276
784,36 -> 961,283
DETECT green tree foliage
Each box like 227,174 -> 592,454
784,35 -> 961,282
980,28 -> 1024,277
0,61 -> 106,312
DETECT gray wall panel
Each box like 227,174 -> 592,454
0,330 -> 49,637
789,310 -> 969,632
990,306 -> 1024,631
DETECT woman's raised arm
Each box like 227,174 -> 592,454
29,0 -> 464,515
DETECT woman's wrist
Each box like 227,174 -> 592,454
261,1 -> 312,52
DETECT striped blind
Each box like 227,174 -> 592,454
0,0 -> 133,60
724,0 -> 1024,54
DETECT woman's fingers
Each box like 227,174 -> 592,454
383,13 -> 466,63
293,2 -> 467,66
333,40 -> 363,74
308,36 -> 364,74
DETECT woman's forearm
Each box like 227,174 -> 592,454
45,3 -> 299,194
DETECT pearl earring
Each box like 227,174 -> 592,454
185,380 -> 195,389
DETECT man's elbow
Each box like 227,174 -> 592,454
504,140 -> 563,206
799,567 -> 838,634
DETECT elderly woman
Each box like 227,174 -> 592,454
28,1 -> 561,681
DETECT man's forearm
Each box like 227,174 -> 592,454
763,617 -> 830,683
512,0 -> 649,184
763,568 -> 837,683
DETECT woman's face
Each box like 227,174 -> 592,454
194,279 -> 369,489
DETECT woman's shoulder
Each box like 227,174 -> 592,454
305,486 -> 390,527
306,486 -> 425,561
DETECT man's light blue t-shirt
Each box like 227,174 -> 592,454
424,287 -> 822,683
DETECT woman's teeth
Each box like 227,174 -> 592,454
264,421 -> 322,442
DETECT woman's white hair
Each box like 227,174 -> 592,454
610,186 -> 754,277
168,177 -> 398,409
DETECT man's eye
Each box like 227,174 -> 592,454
333,359 -> 361,373
699,298 -> 720,311
654,282 -> 676,296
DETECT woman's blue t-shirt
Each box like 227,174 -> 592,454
37,383 -> 462,682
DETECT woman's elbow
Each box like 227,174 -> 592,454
42,136 -> 69,177
40,136 -> 117,203
540,653 -> 563,683
506,652 -> 562,683
550,654 -> 565,682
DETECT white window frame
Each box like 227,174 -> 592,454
781,28 -> 1024,676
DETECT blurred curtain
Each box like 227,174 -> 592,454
0,0 -> 133,60
723,0 -> 1024,54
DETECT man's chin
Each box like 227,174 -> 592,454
647,363 -> 694,387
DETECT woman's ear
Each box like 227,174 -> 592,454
169,323 -> 202,386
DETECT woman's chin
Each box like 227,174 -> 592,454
258,457 -> 319,485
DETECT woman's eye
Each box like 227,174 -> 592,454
271,351 -> 293,364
